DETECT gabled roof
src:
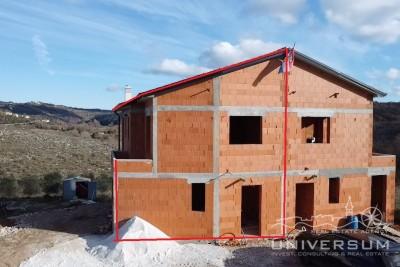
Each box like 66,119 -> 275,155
112,47 -> 386,112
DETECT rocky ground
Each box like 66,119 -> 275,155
0,123 -> 116,180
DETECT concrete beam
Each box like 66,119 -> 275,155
156,105 -> 373,116
117,166 -> 395,181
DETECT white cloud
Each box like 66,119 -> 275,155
32,34 -> 54,75
149,39 -> 282,77
200,39 -> 283,68
245,0 -> 306,24
386,68 -> 400,80
321,0 -> 400,44
149,58 -> 210,77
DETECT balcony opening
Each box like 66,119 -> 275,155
301,117 -> 330,144
192,183 -> 205,212
328,177 -> 340,203
229,116 -> 262,144
145,115 -> 152,159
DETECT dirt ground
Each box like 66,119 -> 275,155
0,199 -> 112,267
0,199 -> 303,267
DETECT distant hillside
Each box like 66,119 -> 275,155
0,101 -> 118,126
374,102 -> 400,168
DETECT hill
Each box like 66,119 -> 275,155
0,101 -> 118,126
373,102 -> 400,171
0,101 -> 118,198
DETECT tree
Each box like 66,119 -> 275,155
0,178 -> 17,198
42,172 -> 62,195
20,176 -> 41,196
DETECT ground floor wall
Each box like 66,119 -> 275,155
115,171 -> 395,238
286,173 -> 395,230
218,172 -> 395,237
117,178 -> 214,237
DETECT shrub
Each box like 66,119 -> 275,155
42,172 -> 62,195
96,173 -> 112,193
0,178 -> 18,198
20,176 -> 41,196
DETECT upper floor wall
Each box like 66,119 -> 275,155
118,57 -> 380,173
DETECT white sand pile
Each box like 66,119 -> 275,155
20,238 -> 104,267
91,216 -> 180,266
21,216 -> 231,267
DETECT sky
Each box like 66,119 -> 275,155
1,0 -> 400,109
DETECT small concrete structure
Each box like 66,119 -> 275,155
63,176 -> 96,201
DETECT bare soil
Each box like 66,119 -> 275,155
0,199 -> 112,267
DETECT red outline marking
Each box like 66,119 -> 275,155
112,48 -> 291,242
113,164 -> 287,241
113,158 -> 120,242
282,48 -> 289,236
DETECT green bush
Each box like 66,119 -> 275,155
96,173 -> 112,193
20,176 -> 41,196
0,178 -> 18,198
42,172 -> 62,195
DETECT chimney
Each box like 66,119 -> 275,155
124,84 -> 132,101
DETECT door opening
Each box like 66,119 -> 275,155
371,175 -> 387,220
295,183 -> 314,230
76,181 -> 89,199
241,185 -> 261,235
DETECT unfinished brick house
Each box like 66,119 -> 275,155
112,47 -> 396,239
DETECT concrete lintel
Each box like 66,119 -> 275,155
368,167 -> 396,176
319,167 -> 368,177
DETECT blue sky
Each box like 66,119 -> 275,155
1,0 -> 400,109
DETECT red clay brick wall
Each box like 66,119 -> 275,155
157,111 -> 213,172
219,177 -> 282,236
157,79 -> 213,106
289,61 -> 373,109
220,59 -> 283,106
386,171 -> 396,223
286,174 -> 393,231
288,113 -> 372,169
117,178 -> 213,237
219,112 -> 283,172
117,160 -> 152,173
218,60 -> 373,173
370,154 -> 396,167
